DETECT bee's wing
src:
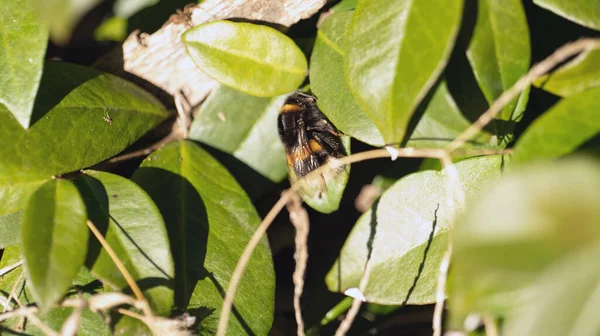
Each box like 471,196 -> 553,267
287,146 -> 326,198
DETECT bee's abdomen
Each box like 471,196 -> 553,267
277,111 -> 300,148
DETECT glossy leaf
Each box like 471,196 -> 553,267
0,61 -> 168,185
345,0 -> 463,144
326,155 -> 505,304
512,86 -> 600,164
188,84 -> 288,182
0,212 -> 21,248
74,170 -> 174,315
0,179 -> 46,215
503,244 -> 600,336
450,157 -> 600,319
533,48 -> 600,96
21,179 -> 88,311
533,0 -> 600,31
302,136 -> 351,214
310,11 -> 384,146
467,0 -> 530,121
132,140 -> 275,334
182,20 -> 307,97
407,81 -> 492,148
331,0 -> 357,12
0,0 -> 48,129
32,0 -> 102,44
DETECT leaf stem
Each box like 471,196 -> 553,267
86,220 -> 153,318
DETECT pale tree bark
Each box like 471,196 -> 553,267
94,0 -> 326,111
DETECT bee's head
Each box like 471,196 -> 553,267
284,91 -> 316,108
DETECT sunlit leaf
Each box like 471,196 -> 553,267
512,86 -> 600,164
32,0 -> 102,44
533,48 -> 600,96
326,155 -> 505,304
450,157 -> 600,319
0,0 -> 48,129
74,170 -> 174,315
331,0 -> 357,12
0,61 -> 168,194
188,84 -> 288,182
114,0 -> 159,18
533,0 -> 600,31
21,179 -> 88,311
407,81 -> 492,149
132,140 -> 274,334
345,0 -> 463,144
467,0 -> 531,121
503,243 -> 600,336
0,212 -> 21,249
310,11 -> 384,146
182,20 -> 307,97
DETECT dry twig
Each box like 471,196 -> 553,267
287,193 -> 310,335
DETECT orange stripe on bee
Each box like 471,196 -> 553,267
292,145 -> 311,162
280,104 -> 301,114
308,139 -> 324,153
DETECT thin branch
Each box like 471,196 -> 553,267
3,271 -> 24,313
287,193 -> 310,336
174,91 -> 191,139
334,255 -> 375,336
446,38 -> 600,152
11,295 -> 58,336
108,133 -> 178,164
482,315 -> 499,336
216,190 -> 295,336
86,220 -> 152,318
0,260 -> 23,278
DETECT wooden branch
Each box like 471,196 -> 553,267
94,0 -> 326,108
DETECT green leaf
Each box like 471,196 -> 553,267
188,84 -> 288,182
114,0 -> 159,18
132,140 -> 275,334
449,157 -> 600,319
182,20 -> 307,97
533,48 -> 600,97
0,61 -> 168,185
301,136 -> 351,214
407,81 -> 492,148
467,0 -> 531,121
310,11 -> 384,146
21,179 -> 88,311
74,170 -> 174,316
512,86 -> 600,164
0,249 -> 109,335
533,0 -> 600,31
32,0 -> 102,44
0,211 -> 21,249
25,308 -> 111,336
0,179 -> 47,215
345,0 -> 463,144
326,155 -> 505,304
94,16 -> 127,42
0,0 -> 48,129
503,243 -> 600,336
114,315 -> 152,336
331,0 -> 357,13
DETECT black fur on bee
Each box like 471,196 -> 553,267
277,92 -> 346,197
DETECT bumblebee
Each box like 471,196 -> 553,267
278,92 -> 347,198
